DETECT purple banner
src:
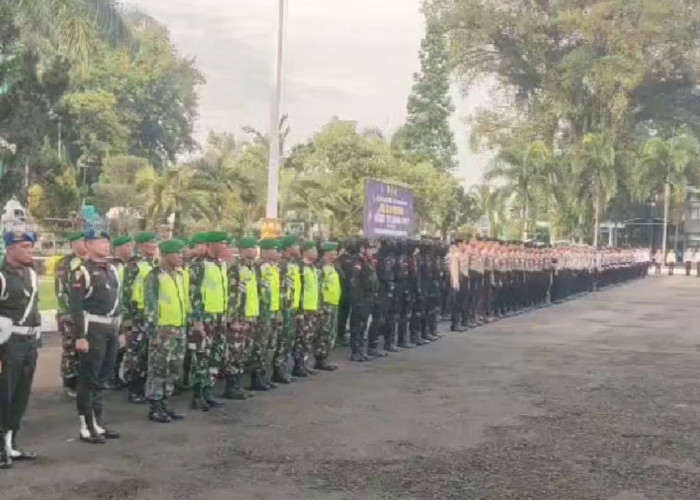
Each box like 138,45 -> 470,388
364,179 -> 415,238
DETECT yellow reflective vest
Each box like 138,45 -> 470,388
202,260 -> 228,314
261,262 -> 281,312
157,269 -> 190,327
132,260 -> 154,312
238,263 -> 260,318
322,264 -> 341,306
285,261 -> 302,311
302,263 -> 319,312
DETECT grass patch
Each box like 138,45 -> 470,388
39,279 -> 57,311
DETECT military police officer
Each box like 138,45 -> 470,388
0,229 -> 40,468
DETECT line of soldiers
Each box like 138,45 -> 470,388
1,227 -> 649,468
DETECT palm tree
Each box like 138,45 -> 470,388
135,166 -> 210,237
470,183 -> 504,237
15,0 -> 129,69
486,140 -> 550,240
636,133 -> 700,252
574,133 -> 616,246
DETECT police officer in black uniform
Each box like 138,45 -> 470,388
69,229 -> 123,444
336,239 -> 357,347
0,230 -> 40,469
348,239 -> 378,362
394,241 -> 415,349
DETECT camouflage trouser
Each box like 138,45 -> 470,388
274,309 -> 298,368
58,314 -> 78,386
293,312 -> 319,363
145,327 -> 186,401
210,318 -> 227,380
264,312 -> 282,373
314,304 -> 338,359
189,317 -> 221,390
123,321 -> 149,388
222,319 -> 257,376
250,312 -> 279,372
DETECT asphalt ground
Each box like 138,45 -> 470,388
4,275 -> 700,500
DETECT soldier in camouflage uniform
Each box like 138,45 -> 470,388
251,239 -> 282,391
109,235 -> 134,389
292,241 -> 320,375
273,236 -> 301,384
222,237 -> 259,399
143,240 -> 188,423
314,241 -> 341,370
188,231 -> 229,411
55,231 -> 87,397
122,232 -> 159,404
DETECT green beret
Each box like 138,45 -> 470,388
300,240 -> 317,252
112,235 -> 133,248
190,232 -> 209,247
320,241 -> 339,252
67,231 -> 85,242
134,231 -> 158,244
279,235 -> 298,250
236,236 -> 258,249
259,238 -> 279,250
180,237 -> 190,247
159,239 -> 185,255
207,231 -> 229,244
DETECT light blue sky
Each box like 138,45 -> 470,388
127,0 -> 491,186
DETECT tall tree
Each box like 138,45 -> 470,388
397,20 -> 457,170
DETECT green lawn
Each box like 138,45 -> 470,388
39,279 -> 57,311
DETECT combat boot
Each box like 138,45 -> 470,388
249,370 -> 270,391
148,401 -> 172,423
451,323 -> 466,332
203,388 -> 224,407
314,357 -> 338,371
367,347 -> 388,358
0,434 -> 12,469
161,400 -> 185,420
128,391 -> 147,404
7,430 -> 37,461
223,375 -> 248,400
190,387 -> 211,412
291,361 -> 309,377
350,352 -> 367,362
272,366 -> 292,384
262,370 -> 278,389
93,411 -> 120,439
78,415 -> 106,444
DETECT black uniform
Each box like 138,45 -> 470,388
394,244 -> 414,348
0,260 -> 40,468
348,253 -> 378,361
69,259 -> 121,443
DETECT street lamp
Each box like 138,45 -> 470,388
263,0 -> 286,239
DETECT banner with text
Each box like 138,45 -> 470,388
364,179 -> 415,238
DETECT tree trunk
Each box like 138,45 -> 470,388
173,210 -> 182,238
593,199 -> 600,247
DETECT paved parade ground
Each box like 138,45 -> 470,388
5,275 -> 700,499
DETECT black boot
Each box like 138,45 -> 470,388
249,370 -> 270,391
149,401 -> 172,423
314,356 -> 338,371
94,412 -> 120,439
350,352 -> 367,362
190,387 -> 210,412
78,415 -> 106,444
223,375 -> 248,400
451,323 -> 466,332
203,388 -> 224,407
7,430 -> 36,461
367,347 -> 388,358
272,366 -> 292,384
162,400 -> 185,420
291,361 -> 309,377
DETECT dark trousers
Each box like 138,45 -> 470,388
686,262 -> 692,276
0,334 -> 38,432
368,300 -> 384,349
337,293 -> 352,342
349,304 -> 370,355
668,263 -> 675,276
76,323 -> 119,417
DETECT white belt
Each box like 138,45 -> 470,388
11,326 -> 38,336
85,313 -> 120,326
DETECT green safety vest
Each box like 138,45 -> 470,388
302,264 -> 319,312
202,260 -> 228,314
238,265 -> 259,318
286,262 -> 302,310
322,264 -> 341,306
262,262 -> 281,312
158,269 -> 188,327
132,260 -> 154,311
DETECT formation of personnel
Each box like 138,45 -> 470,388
0,227 -> 649,468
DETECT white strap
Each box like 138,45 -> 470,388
106,263 -> 121,317
18,268 -> 37,326
0,271 -> 6,300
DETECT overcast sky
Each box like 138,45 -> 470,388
126,0 -> 491,186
